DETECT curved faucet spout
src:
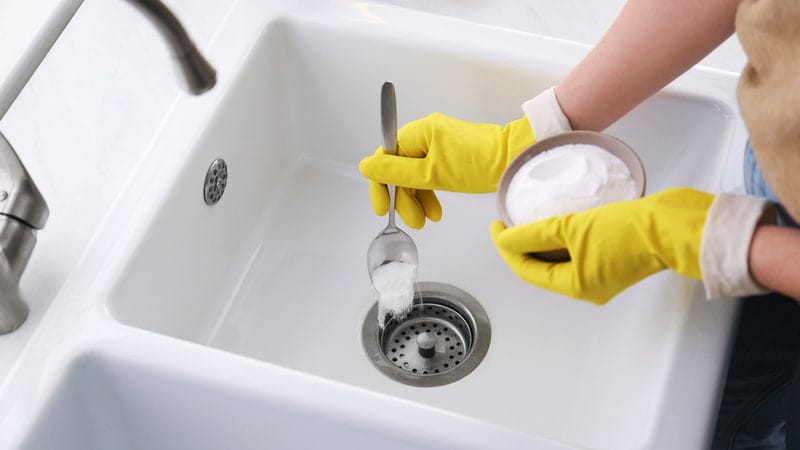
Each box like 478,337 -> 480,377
126,0 -> 217,95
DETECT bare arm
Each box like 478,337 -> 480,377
748,225 -> 800,300
555,0 -> 740,131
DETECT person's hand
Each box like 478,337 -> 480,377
490,188 -> 772,305
359,113 -> 534,229
358,87 -> 571,228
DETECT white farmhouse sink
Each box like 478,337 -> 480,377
20,344 -> 537,450
0,2 -> 746,449
22,352 -> 437,450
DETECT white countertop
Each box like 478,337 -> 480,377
0,0 -> 81,117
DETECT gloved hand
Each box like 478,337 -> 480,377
358,113 -> 534,229
490,188 -> 773,305
358,87 -> 571,229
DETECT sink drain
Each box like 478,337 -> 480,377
362,282 -> 491,387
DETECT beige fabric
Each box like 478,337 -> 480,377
521,87 -> 573,141
700,193 -> 773,299
736,0 -> 800,221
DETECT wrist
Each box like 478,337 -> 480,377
520,87 -> 572,141
748,225 -> 800,300
700,193 -> 775,299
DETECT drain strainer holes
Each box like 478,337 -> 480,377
362,282 -> 491,387
381,306 -> 469,375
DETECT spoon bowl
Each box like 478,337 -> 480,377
367,225 -> 418,280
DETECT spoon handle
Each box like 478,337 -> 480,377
381,81 -> 399,228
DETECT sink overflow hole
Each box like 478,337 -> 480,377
204,158 -> 228,205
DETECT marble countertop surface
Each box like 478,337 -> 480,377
0,0 -> 80,117
376,0 -> 746,73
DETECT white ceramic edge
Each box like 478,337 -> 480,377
0,3 -> 746,449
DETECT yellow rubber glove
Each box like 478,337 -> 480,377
489,188 -> 714,305
359,113 -> 534,229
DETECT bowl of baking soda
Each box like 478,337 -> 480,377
497,131 -> 646,261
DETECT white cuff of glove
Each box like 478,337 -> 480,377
700,193 -> 774,300
521,87 -> 573,141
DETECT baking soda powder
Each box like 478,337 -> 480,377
505,144 -> 637,224
372,261 -> 418,328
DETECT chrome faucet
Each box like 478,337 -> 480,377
0,133 -> 47,334
0,0 -> 216,334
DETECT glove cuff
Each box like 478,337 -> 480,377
521,87 -> 573,141
700,193 -> 775,299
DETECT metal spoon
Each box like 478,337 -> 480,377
366,82 -> 419,285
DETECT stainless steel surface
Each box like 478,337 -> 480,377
126,0 -> 217,94
496,130 -> 646,262
366,82 -> 419,299
203,158 -> 227,205
0,216 -> 37,334
0,1 -> 215,334
0,133 -> 45,334
362,282 -> 491,387
0,133 -> 48,230
380,82 -> 398,157
416,332 -> 436,358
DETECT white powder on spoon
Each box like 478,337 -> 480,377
505,144 -> 637,224
372,261 -> 418,328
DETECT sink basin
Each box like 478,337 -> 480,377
7,3 -> 745,449
18,343 -> 546,450
23,352 -> 431,449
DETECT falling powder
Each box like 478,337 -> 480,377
505,144 -> 637,224
372,261 -> 418,328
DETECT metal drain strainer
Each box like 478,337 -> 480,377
362,282 -> 491,387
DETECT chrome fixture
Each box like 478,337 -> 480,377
0,0 -> 216,334
203,158 -> 227,205
0,133 -> 47,334
362,282 -> 491,387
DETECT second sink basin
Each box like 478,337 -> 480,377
22,348 -> 506,450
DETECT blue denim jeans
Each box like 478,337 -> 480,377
710,142 -> 800,450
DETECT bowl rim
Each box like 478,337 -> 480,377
496,130 -> 647,228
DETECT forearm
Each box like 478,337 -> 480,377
748,225 -> 800,300
555,0 -> 739,131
